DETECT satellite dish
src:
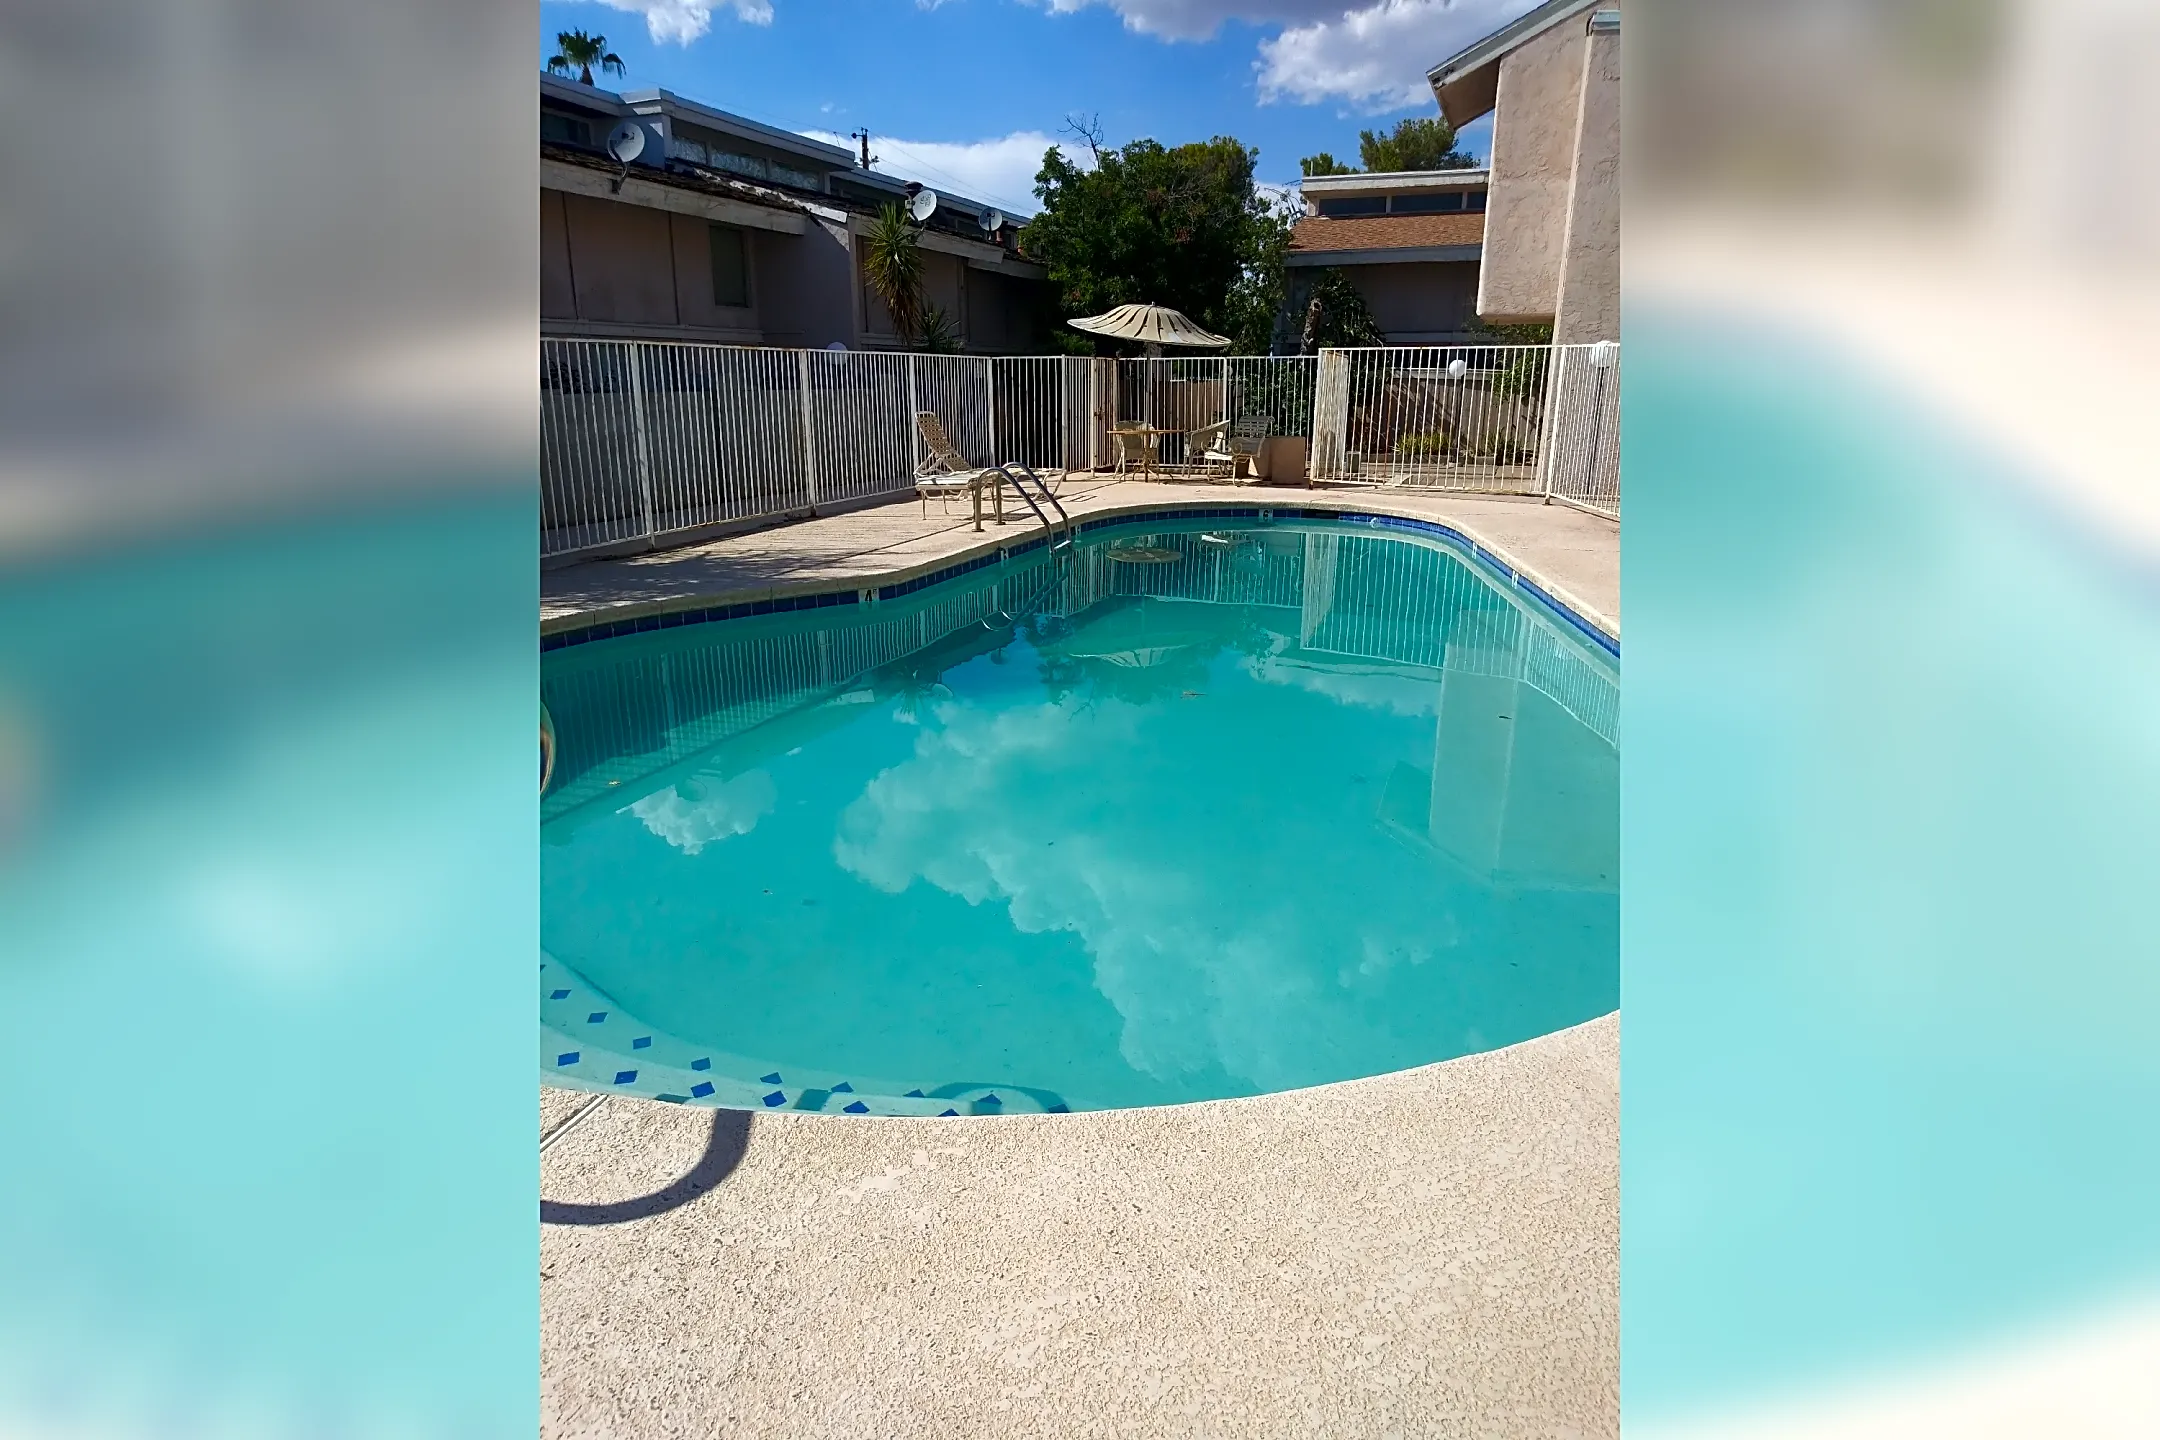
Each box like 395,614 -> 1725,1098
908,188 -> 939,223
604,121 -> 647,165
978,208 -> 1005,234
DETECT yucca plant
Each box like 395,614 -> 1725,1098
861,203 -> 925,344
546,30 -> 625,87
918,305 -> 962,355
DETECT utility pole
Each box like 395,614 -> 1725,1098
849,128 -> 874,169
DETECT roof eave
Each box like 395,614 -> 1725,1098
1425,0 -> 1603,117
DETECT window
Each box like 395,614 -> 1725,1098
541,112 -> 593,147
1466,190 -> 1488,212
1389,192 -> 1465,215
1316,197 -> 1387,219
709,225 -> 749,308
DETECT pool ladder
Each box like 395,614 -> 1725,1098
981,462 -> 1072,551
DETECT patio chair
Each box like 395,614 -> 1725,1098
1222,414 -> 1271,483
1183,420 -> 1230,478
1110,427 -> 1156,477
914,411 -> 991,516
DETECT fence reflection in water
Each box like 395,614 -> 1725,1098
543,525 -> 1616,829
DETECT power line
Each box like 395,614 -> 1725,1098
873,137 -> 1035,217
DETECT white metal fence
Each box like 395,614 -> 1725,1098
541,338 -> 1619,558
1538,342 -> 1622,518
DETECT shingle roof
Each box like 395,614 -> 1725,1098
543,142 -> 810,217
1289,213 -> 1486,253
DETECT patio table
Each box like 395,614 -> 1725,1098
1108,424 -> 1173,479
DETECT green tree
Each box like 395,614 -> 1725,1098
1296,270 -> 1383,352
1299,152 -> 1357,177
1221,201 -> 1293,355
545,30 -> 625,87
860,203 -> 926,344
1021,136 -> 1281,355
1357,115 -> 1477,172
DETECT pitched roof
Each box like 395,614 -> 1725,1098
1289,213 -> 1486,254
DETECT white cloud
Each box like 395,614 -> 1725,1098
802,129 -> 1090,216
572,0 -> 772,46
628,769 -> 777,854
1039,0 -> 1345,42
1258,0 -> 1534,110
829,690 -> 1506,1093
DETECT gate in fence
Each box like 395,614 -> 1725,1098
542,339 -> 1618,559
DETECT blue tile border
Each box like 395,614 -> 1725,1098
541,503 -> 1618,660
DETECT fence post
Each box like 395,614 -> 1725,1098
1536,344 -> 1566,504
626,342 -> 658,543
797,349 -> 820,511
906,353 -> 920,475
1311,349 -> 1350,480
985,357 -> 999,464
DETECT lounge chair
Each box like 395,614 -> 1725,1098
914,411 -> 991,516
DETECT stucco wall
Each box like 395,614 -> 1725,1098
758,218 -> 855,350
1477,21 -> 1587,324
561,191 -> 678,327
1345,261 -> 1483,342
542,188 -> 766,342
542,190 -> 577,321
965,269 -> 1042,354
1553,21 -> 1620,343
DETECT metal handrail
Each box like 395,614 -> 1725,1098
994,462 -> 1071,549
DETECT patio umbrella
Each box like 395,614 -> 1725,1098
1067,302 -> 1232,357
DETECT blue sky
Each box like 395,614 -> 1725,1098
539,0 -> 1531,215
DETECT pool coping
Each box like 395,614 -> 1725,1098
539,493 -> 1620,659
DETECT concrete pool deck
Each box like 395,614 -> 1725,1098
541,480 -> 1619,642
540,480 -> 1620,1438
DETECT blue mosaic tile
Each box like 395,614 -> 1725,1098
614,1069 -> 638,1084
632,1036 -> 652,1050
656,1093 -> 690,1103
762,1091 -> 787,1107
587,1011 -> 608,1024
760,1071 -> 783,1085
556,1052 -> 579,1066
691,1081 -> 715,1098
905,1089 -> 925,1098
843,1101 -> 869,1114
549,988 -> 571,1000
830,1081 -> 853,1093
980,1093 -> 1002,1103
939,1108 -> 960,1117
691,1057 -> 711,1071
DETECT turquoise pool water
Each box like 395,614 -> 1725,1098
541,519 -> 1618,1114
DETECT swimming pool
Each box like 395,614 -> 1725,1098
541,515 -> 1618,1115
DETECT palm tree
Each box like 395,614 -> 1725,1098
546,30 -> 625,87
861,203 -> 925,344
